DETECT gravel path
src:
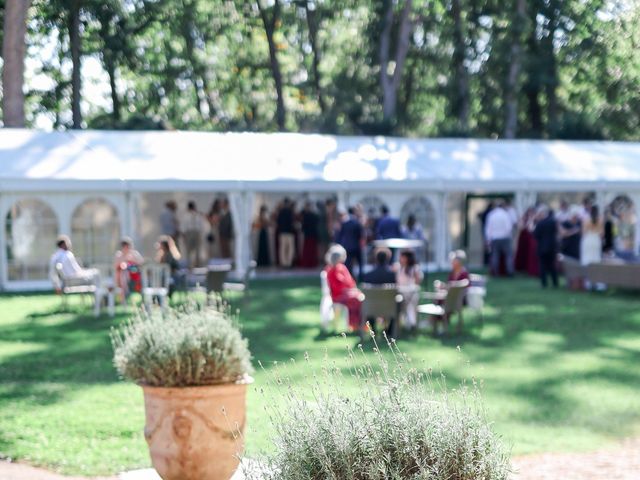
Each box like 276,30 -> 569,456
0,461 -> 115,480
510,437 -> 640,480
1,438 -> 638,479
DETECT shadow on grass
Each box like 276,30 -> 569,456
0,307 -> 121,394
240,280 -> 324,362
1,274 -> 640,459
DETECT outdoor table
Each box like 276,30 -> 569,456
208,258 -> 234,268
422,290 -> 447,301
373,238 -> 427,263
373,238 -> 425,249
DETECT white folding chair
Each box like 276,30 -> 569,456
92,263 -> 126,317
54,263 -> 101,316
223,260 -> 257,300
141,263 -> 171,312
319,270 -> 348,332
467,274 -> 487,325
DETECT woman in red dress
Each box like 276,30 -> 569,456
515,207 -> 540,277
324,244 -> 362,331
300,202 -> 319,268
434,249 -> 470,292
433,250 -> 470,307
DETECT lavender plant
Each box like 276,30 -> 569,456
247,335 -> 510,480
111,303 -> 253,387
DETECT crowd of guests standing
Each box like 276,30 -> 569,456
253,198 -> 426,277
479,196 -> 628,288
159,198 -> 234,268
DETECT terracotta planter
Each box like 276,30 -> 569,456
141,377 -> 253,480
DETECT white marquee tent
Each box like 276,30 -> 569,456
1,128 -> 639,291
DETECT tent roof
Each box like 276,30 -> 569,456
1,129 -> 639,190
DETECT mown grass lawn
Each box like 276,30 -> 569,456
0,275 -> 639,475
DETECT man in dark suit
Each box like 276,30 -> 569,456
376,205 -> 402,239
533,205 -> 558,288
336,207 -> 364,281
362,247 -> 397,337
362,248 -> 396,284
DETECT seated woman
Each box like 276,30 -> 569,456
155,235 -> 183,296
114,237 -> 144,300
435,249 -> 470,292
324,244 -> 362,331
395,249 -> 423,330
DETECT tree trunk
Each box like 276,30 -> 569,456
105,55 -> 121,123
2,0 -> 31,127
68,0 -> 83,129
451,0 -> 469,133
526,86 -> 543,136
398,56 -> 416,122
257,0 -> 286,131
544,1 -> 559,137
304,1 -> 326,115
524,14 -> 543,137
200,74 -> 217,120
179,0 -> 206,119
503,0 -> 527,138
97,7 -> 121,125
379,0 -> 413,126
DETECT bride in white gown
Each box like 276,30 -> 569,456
580,205 -> 603,266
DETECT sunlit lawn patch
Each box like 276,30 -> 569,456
0,275 -> 639,475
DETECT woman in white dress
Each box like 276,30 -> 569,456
395,250 -> 423,330
580,205 -> 603,266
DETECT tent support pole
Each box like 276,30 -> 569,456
0,193 -> 5,291
435,192 -> 449,270
631,194 -> 640,256
230,190 -> 254,278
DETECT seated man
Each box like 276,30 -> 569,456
362,248 -> 396,285
49,235 -> 99,292
361,248 -> 396,335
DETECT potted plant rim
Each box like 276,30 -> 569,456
112,302 -> 254,480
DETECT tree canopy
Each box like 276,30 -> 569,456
1,0 -> 638,139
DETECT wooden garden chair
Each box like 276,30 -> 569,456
360,283 -> 403,341
418,279 -> 469,334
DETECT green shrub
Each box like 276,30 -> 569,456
111,303 -> 253,387
248,336 -> 510,480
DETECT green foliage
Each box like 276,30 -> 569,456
111,303 -> 253,387
3,0 -> 637,139
249,337 -> 510,480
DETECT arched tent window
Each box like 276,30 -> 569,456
609,195 -> 636,253
400,196 -> 435,262
357,195 -> 385,217
400,196 -> 435,237
5,199 -> 59,281
71,198 -> 120,266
